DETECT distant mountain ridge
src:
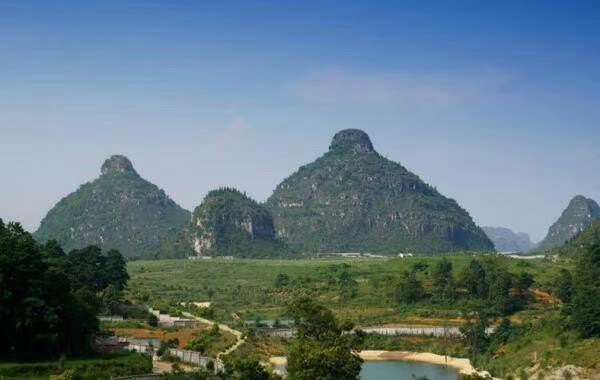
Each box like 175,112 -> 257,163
482,226 -> 534,252
35,155 -> 190,259
265,129 -> 494,254
536,195 -> 600,252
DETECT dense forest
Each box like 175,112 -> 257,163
0,219 -> 128,360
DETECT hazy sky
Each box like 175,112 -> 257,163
1,1 -> 599,242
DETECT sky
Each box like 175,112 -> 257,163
1,0 -> 599,242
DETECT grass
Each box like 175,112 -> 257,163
479,311 -> 600,378
128,254 -> 568,326
0,352 -> 152,379
185,326 -> 238,357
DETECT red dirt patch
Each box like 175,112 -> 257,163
111,327 -> 208,349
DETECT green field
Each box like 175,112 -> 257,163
127,254 -> 568,326
0,352 -> 152,380
123,254 -> 600,378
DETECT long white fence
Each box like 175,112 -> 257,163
168,348 -> 224,373
255,325 -> 496,339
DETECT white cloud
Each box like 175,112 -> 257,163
290,68 -> 514,106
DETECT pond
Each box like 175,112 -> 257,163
360,361 -> 459,380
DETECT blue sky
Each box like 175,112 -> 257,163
1,0 -> 598,241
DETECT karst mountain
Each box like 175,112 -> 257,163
536,195 -> 600,252
265,129 -> 494,253
161,188 -> 286,258
482,227 -> 535,253
35,155 -> 190,259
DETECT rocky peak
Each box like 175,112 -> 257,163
101,155 -> 137,176
183,187 -> 283,257
329,129 -> 375,154
568,195 -> 597,212
536,195 -> 600,251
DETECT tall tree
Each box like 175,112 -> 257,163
225,358 -> 274,380
396,270 -> 423,304
459,259 -> 489,298
287,298 -> 362,380
431,257 -> 456,302
552,268 -> 573,303
570,244 -> 600,337
486,265 -> 513,314
67,245 -> 108,292
460,310 -> 490,357
104,249 -> 129,290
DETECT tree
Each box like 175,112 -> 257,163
102,284 -> 122,314
570,244 -> 600,337
338,270 -> 358,300
147,313 -> 159,327
274,273 -> 290,288
104,249 -> 129,290
431,258 -> 455,302
459,259 -> 488,299
287,298 -> 362,380
67,246 -> 108,292
486,265 -> 513,314
225,358 -> 273,380
460,310 -> 489,357
396,270 -> 423,304
0,220 -> 99,360
207,288 -> 215,300
552,268 -> 573,303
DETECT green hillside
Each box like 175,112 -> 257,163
265,129 -> 494,254
161,188 -> 287,259
35,155 -> 190,259
536,195 -> 600,252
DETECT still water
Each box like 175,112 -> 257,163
360,361 -> 459,380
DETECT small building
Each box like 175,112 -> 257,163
93,336 -> 128,354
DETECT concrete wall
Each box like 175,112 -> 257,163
168,349 -> 224,373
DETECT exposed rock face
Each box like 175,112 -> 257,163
537,195 -> 600,252
482,226 -> 535,253
329,129 -> 375,154
165,188 -> 285,258
100,155 -> 136,175
265,129 -> 494,254
35,155 -> 190,259
551,220 -> 600,257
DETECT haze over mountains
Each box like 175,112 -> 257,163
482,227 -> 535,253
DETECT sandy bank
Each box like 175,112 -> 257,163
359,350 -> 492,377
268,351 -> 493,378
